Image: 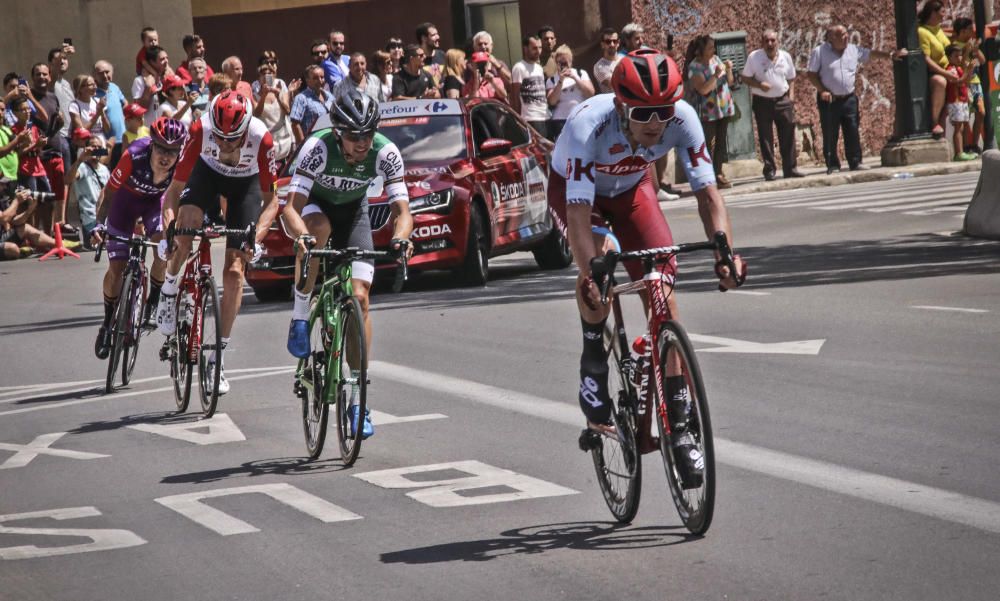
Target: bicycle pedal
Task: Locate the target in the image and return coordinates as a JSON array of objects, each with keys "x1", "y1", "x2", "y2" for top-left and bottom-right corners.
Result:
[{"x1": 578, "y1": 428, "x2": 602, "y2": 452}]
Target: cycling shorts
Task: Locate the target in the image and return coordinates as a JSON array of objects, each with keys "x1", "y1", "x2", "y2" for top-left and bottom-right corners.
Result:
[
  {"x1": 107, "y1": 192, "x2": 162, "y2": 261},
  {"x1": 301, "y1": 198, "x2": 376, "y2": 283},
  {"x1": 547, "y1": 167, "x2": 676, "y2": 282},
  {"x1": 178, "y1": 158, "x2": 263, "y2": 251}
]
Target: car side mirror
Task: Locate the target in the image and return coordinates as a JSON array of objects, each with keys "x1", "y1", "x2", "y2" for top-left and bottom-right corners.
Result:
[{"x1": 478, "y1": 138, "x2": 512, "y2": 159}]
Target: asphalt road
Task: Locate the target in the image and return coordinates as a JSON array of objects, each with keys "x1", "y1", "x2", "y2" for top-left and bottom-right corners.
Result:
[{"x1": 2, "y1": 171, "x2": 998, "y2": 601}]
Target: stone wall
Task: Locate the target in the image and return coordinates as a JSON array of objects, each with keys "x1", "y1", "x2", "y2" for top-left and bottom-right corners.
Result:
[{"x1": 632, "y1": 0, "x2": 999, "y2": 159}]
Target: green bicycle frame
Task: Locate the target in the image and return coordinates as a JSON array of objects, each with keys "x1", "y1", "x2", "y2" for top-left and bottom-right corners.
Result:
[{"x1": 297, "y1": 258, "x2": 356, "y2": 405}]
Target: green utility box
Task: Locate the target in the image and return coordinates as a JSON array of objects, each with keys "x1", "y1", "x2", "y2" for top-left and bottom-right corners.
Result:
[{"x1": 712, "y1": 30, "x2": 755, "y2": 161}]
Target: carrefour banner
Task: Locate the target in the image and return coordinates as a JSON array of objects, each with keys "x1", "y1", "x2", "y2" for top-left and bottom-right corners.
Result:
[{"x1": 991, "y1": 61, "x2": 1000, "y2": 148}]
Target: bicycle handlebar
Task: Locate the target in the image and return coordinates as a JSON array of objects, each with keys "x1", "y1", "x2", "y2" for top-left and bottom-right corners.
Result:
[
  {"x1": 93, "y1": 234, "x2": 158, "y2": 263},
  {"x1": 589, "y1": 231, "x2": 746, "y2": 303},
  {"x1": 164, "y1": 222, "x2": 257, "y2": 256},
  {"x1": 296, "y1": 241, "x2": 409, "y2": 293}
]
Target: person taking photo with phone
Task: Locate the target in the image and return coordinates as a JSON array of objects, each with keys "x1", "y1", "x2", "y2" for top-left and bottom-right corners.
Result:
[
  {"x1": 545, "y1": 44, "x2": 594, "y2": 140},
  {"x1": 67, "y1": 130, "x2": 109, "y2": 246}
]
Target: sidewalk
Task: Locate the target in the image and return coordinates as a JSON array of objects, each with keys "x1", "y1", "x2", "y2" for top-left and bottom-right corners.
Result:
[{"x1": 669, "y1": 157, "x2": 983, "y2": 198}]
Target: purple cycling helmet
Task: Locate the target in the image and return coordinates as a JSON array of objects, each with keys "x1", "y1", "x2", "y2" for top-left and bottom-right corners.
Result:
[{"x1": 150, "y1": 117, "x2": 188, "y2": 149}]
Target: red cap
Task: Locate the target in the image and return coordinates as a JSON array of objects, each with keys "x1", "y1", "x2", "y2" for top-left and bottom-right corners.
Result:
[
  {"x1": 162, "y1": 74, "x2": 184, "y2": 90},
  {"x1": 123, "y1": 102, "x2": 147, "y2": 119},
  {"x1": 471, "y1": 51, "x2": 490, "y2": 64},
  {"x1": 71, "y1": 127, "x2": 92, "y2": 141}
]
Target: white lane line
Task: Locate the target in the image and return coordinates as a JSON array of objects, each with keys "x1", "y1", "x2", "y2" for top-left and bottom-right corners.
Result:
[
  {"x1": 0, "y1": 368, "x2": 294, "y2": 417},
  {"x1": 727, "y1": 290, "x2": 771, "y2": 296},
  {"x1": 370, "y1": 360, "x2": 1000, "y2": 535},
  {"x1": 0, "y1": 366, "x2": 297, "y2": 405},
  {"x1": 912, "y1": 305, "x2": 990, "y2": 314}
]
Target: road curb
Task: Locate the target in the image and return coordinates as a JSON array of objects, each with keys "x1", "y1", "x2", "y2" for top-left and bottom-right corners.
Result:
[{"x1": 720, "y1": 160, "x2": 982, "y2": 197}]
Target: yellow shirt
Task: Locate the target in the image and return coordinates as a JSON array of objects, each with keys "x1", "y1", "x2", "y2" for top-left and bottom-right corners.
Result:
[
  {"x1": 918, "y1": 24, "x2": 951, "y2": 70},
  {"x1": 123, "y1": 126, "x2": 150, "y2": 146}
]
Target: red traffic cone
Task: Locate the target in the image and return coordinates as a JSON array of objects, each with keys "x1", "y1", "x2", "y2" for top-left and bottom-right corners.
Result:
[{"x1": 39, "y1": 223, "x2": 80, "y2": 261}]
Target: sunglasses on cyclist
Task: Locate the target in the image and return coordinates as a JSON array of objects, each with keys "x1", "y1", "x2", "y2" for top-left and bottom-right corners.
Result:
[
  {"x1": 339, "y1": 130, "x2": 374, "y2": 143},
  {"x1": 151, "y1": 143, "x2": 180, "y2": 157},
  {"x1": 626, "y1": 104, "x2": 674, "y2": 123}
]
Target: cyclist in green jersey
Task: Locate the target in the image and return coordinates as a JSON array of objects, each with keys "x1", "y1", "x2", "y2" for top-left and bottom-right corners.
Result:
[{"x1": 283, "y1": 91, "x2": 413, "y2": 435}]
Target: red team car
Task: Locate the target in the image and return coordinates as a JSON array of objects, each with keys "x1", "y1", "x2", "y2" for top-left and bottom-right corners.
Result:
[{"x1": 247, "y1": 98, "x2": 571, "y2": 300}]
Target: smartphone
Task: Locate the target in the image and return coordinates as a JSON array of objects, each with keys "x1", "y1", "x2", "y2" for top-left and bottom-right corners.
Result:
[
  {"x1": 91, "y1": 148, "x2": 109, "y2": 157},
  {"x1": 265, "y1": 74, "x2": 274, "y2": 87},
  {"x1": 187, "y1": 83, "x2": 201, "y2": 93},
  {"x1": 63, "y1": 38, "x2": 73, "y2": 46},
  {"x1": 18, "y1": 78, "x2": 27, "y2": 87},
  {"x1": 667, "y1": 34, "x2": 674, "y2": 51},
  {"x1": 477, "y1": 63, "x2": 487, "y2": 76}
]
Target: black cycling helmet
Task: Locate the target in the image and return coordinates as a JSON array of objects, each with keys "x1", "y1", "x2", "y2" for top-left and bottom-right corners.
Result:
[{"x1": 330, "y1": 89, "x2": 380, "y2": 136}]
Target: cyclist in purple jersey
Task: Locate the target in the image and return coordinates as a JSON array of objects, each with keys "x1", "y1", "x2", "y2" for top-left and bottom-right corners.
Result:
[{"x1": 92, "y1": 117, "x2": 186, "y2": 359}]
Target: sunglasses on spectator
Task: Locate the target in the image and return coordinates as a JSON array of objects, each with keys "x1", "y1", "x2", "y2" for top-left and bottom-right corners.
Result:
[
  {"x1": 312, "y1": 50, "x2": 329, "y2": 56},
  {"x1": 626, "y1": 104, "x2": 674, "y2": 123},
  {"x1": 602, "y1": 38, "x2": 619, "y2": 45},
  {"x1": 331, "y1": 41, "x2": 346, "y2": 46},
  {"x1": 388, "y1": 43, "x2": 403, "y2": 49}
]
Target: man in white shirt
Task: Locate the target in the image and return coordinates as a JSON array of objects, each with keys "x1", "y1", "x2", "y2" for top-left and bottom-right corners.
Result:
[
  {"x1": 593, "y1": 28, "x2": 621, "y2": 94},
  {"x1": 511, "y1": 35, "x2": 550, "y2": 139},
  {"x1": 741, "y1": 29, "x2": 803, "y2": 180}
]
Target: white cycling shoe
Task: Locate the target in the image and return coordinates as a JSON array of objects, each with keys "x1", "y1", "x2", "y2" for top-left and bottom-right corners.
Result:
[{"x1": 156, "y1": 293, "x2": 177, "y2": 336}]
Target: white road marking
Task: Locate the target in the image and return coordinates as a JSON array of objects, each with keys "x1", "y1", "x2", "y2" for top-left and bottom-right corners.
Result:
[
  {"x1": 727, "y1": 290, "x2": 771, "y2": 296},
  {"x1": 0, "y1": 368, "x2": 294, "y2": 417},
  {"x1": 126, "y1": 413, "x2": 246, "y2": 445},
  {"x1": 0, "y1": 506, "x2": 146, "y2": 560},
  {"x1": 355, "y1": 460, "x2": 578, "y2": 507},
  {"x1": 687, "y1": 333, "x2": 825, "y2": 355},
  {"x1": 911, "y1": 305, "x2": 990, "y2": 314},
  {"x1": 0, "y1": 432, "x2": 110, "y2": 469},
  {"x1": 154, "y1": 483, "x2": 362, "y2": 536},
  {"x1": 370, "y1": 360, "x2": 1000, "y2": 534},
  {"x1": 370, "y1": 409, "x2": 448, "y2": 425}
]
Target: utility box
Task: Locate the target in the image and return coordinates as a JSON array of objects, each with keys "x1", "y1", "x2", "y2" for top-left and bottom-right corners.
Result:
[{"x1": 712, "y1": 30, "x2": 755, "y2": 161}]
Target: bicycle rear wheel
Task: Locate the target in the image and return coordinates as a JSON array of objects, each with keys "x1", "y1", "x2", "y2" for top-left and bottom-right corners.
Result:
[
  {"x1": 171, "y1": 292, "x2": 192, "y2": 413},
  {"x1": 298, "y1": 298, "x2": 330, "y2": 459},
  {"x1": 105, "y1": 273, "x2": 132, "y2": 394},
  {"x1": 334, "y1": 296, "x2": 367, "y2": 467},
  {"x1": 654, "y1": 320, "x2": 715, "y2": 535},
  {"x1": 121, "y1": 271, "x2": 147, "y2": 386},
  {"x1": 588, "y1": 325, "x2": 642, "y2": 523},
  {"x1": 198, "y1": 277, "x2": 222, "y2": 418}
]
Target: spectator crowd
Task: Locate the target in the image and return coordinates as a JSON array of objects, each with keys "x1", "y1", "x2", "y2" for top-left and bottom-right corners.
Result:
[{"x1": 1, "y1": 5, "x2": 989, "y2": 259}]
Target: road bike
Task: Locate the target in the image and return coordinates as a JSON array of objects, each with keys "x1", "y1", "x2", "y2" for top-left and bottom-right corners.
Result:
[
  {"x1": 95, "y1": 234, "x2": 158, "y2": 394},
  {"x1": 581, "y1": 231, "x2": 744, "y2": 534},
  {"x1": 159, "y1": 223, "x2": 254, "y2": 418},
  {"x1": 293, "y1": 241, "x2": 407, "y2": 465}
]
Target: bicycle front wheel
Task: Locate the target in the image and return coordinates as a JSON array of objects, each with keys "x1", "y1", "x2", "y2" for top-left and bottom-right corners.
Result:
[
  {"x1": 654, "y1": 320, "x2": 715, "y2": 535},
  {"x1": 171, "y1": 292, "x2": 192, "y2": 413},
  {"x1": 198, "y1": 278, "x2": 222, "y2": 418},
  {"x1": 105, "y1": 273, "x2": 132, "y2": 394},
  {"x1": 334, "y1": 295, "x2": 367, "y2": 466},
  {"x1": 588, "y1": 325, "x2": 642, "y2": 523},
  {"x1": 121, "y1": 271, "x2": 147, "y2": 386},
  {"x1": 299, "y1": 299, "x2": 330, "y2": 459}
]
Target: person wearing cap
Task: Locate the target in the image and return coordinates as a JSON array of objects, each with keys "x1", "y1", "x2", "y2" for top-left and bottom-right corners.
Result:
[
  {"x1": 67, "y1": 131, "x2": 109, "y2": 247},
  {"x1": 156, "y1": 73, "x2": 195, "y2": 126},
  {"x1": 122, "y1": 103, "x2": 150, "y2": 145},
  {"x1": 461, "y1": 50, "x2": 508, "y2": 101}
]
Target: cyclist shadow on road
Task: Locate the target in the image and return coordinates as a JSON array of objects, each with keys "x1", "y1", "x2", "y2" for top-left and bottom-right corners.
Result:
[
  {"x1": 69, "y1": 410, "x2": 194, "y2": 434},
  {"x1": 380, "y1": 521, "x2": 696, "y2": 564},
  {"x1": 160, "y1": 455, "x2": 350, "y2": 485}
]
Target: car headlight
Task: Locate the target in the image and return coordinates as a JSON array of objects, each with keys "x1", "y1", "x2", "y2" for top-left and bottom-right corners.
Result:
[{"x1": 409, "y1": 188, "x2": 453, "y2": 214}]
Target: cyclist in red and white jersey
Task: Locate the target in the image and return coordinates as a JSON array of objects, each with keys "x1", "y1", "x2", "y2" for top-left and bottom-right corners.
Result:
[
  {"x1": 549, "y1": 49, "x2": 744, "y2": 474},
  {"x1": 155, "y1": 90, "x2": 280, "y2": 395}
]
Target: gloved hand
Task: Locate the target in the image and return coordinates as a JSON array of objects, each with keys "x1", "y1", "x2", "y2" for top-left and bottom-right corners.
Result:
[
  {"x1": 156, "y1": 239, "x2": 171, "y2": 261},
  {"x1": 251, "y1": 242, "x2": 265, "y2": 264}
]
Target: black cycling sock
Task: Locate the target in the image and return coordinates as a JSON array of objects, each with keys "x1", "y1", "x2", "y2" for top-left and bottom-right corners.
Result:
[
  {"x1": 665, "y1": 375, "x2": 691, "y2": 427},
  {"x1": 102, "y1": 295, "x2": 117, "y2": 328},
  {"x1": 579, "y1": 317, "x2": 611, "y2": 424},
  {"x1": 147, "y1": 278, "x2": 163, "y2": 309}
]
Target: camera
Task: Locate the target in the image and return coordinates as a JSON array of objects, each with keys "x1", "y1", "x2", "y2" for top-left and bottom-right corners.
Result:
[
  {"x1": 63, "y1": 38, "x2": 73, "y2": 46},
  {"x1": 16, "y1": 187, "x2": 57, "y2": 203},
  {"x1": 90, "y1": 148, "x2": 109, "y2": 157},
  {"x1": 477, "y1": 62, "x2": 487, "y2": 77}
]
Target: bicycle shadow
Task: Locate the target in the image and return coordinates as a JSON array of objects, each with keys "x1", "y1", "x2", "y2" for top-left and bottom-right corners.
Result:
[
  {"x1": 380, "y1": 521, "x2": 697, "y2": 564},
  {"x1": 69, "y1": 410, "x2": 188, "y2": 434},
  {"x1": 160, "y1": 455, "x2": 350, "y2": 484}
]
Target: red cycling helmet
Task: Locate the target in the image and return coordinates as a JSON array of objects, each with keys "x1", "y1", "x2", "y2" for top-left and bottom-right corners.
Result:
[
  {"x1": 150, "y1": 116, "x2": 188, "y2": 149},
  {"x1": 611, "y1": 49, "x2": 684, "y2": 107},
  {"x1": 209, "y1": 91, "x2": 252, "y2": 140}
]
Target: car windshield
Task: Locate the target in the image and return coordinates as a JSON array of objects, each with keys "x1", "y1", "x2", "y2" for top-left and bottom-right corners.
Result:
[{"x1": 380, "y1": 116, "x2": 466, "y2": 162}]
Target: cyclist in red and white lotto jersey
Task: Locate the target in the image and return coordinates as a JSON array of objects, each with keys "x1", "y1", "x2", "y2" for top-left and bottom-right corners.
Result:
[
  {"x1": 155, "y1": 90, "x2": 280, "y2": 395},
  {"x1": 548, "y1": 49, "x2": 744, "y2": 470}
]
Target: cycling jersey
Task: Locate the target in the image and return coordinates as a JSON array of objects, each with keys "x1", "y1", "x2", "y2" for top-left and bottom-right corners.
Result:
[
  {"x1": 287, "y1": 129, "x2": 408, "y2": 206},
  {"x1": 174, "y1": 113, "x2": 277, "y2": 193},
  {"x1": 550, "y1": 94, "x2": 716, "y2": 204}
]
